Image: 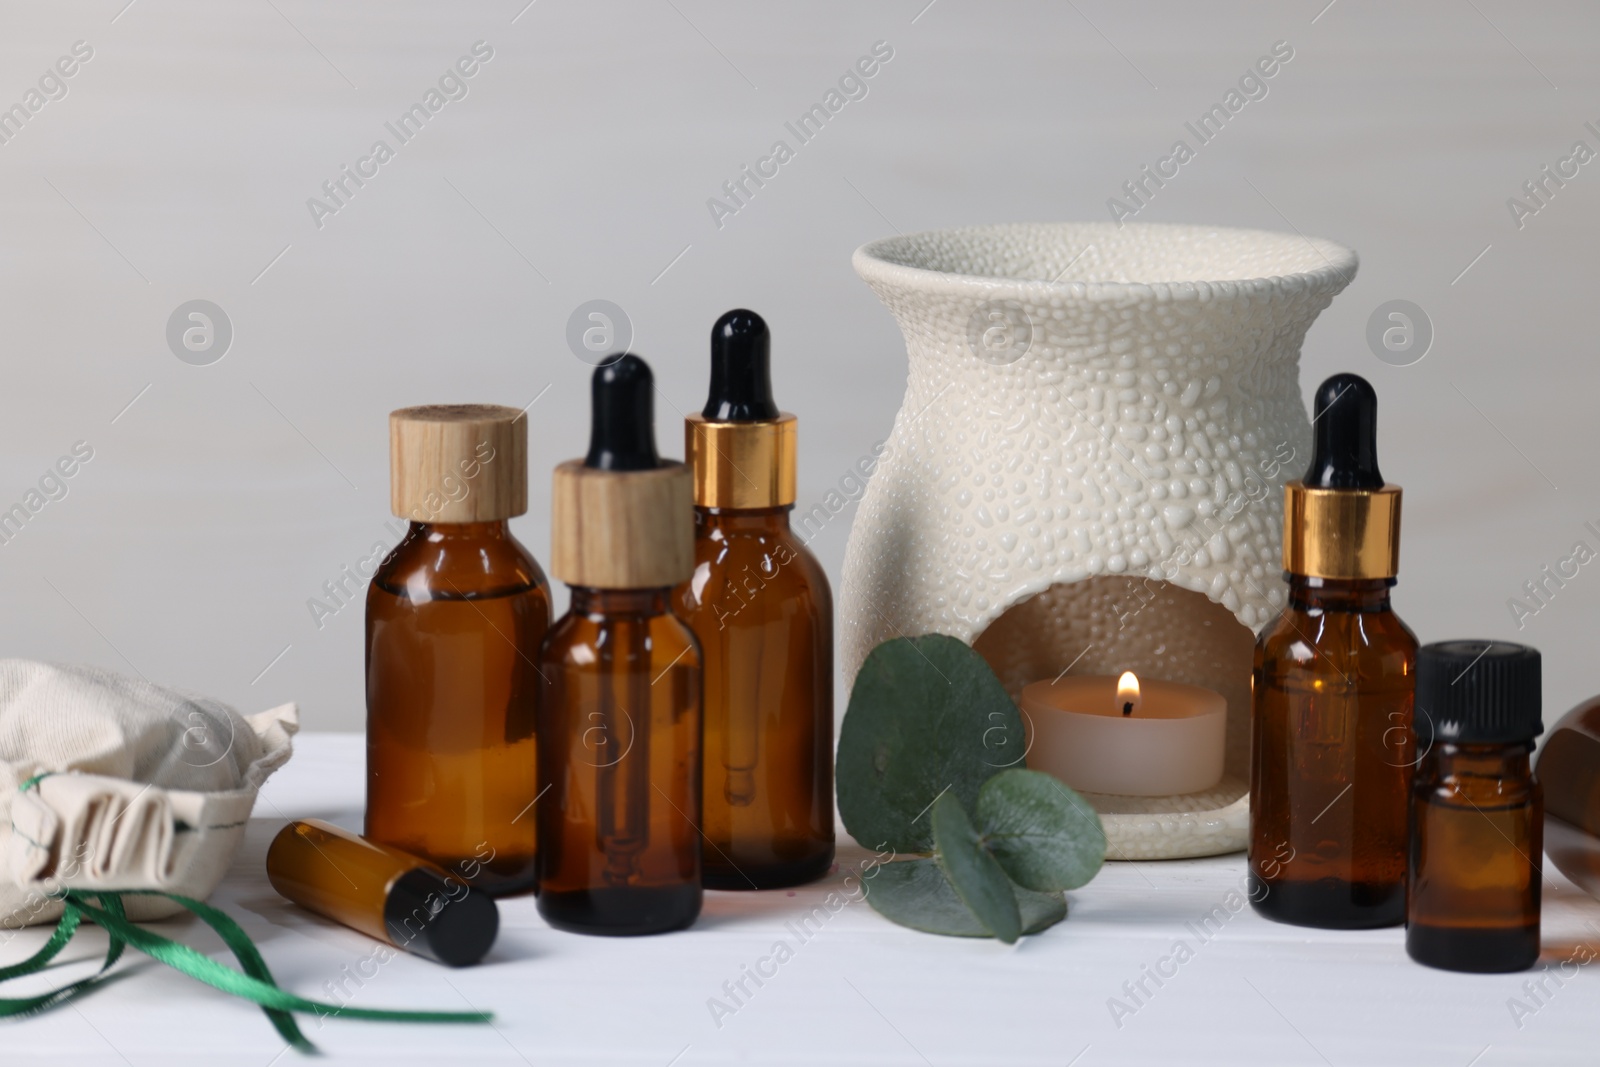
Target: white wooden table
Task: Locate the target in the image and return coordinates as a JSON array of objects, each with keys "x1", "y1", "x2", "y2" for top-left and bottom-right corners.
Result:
[{"x1": 5, "y1": 733, "x2": 1597, "y2": 1065}]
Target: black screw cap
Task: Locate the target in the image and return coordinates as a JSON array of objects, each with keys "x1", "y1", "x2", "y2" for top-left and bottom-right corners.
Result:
[
  {"x1": 1416, "y1": 640, "x2": 1543, "y2": 746},
  {"x1": 383, "y1": 867, "x2": 499, "y2": 967}
]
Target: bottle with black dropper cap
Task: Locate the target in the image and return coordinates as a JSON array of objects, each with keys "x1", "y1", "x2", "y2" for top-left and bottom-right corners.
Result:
[
  {"x1": 1250, "y1": 372, "x2": 1418, "y2": 929},
  {"x1": 538, "y1": 353, "x2": 703, "y2": 935},
  {"x1": 677, "y1": 310, "x2": 835, "y2": 889}
]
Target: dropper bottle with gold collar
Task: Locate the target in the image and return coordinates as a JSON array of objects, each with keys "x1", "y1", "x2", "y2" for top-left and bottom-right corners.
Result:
[
  {"x1": 676, "y1": 310, "x2": 834, "y2": 890},
  {"x1": 1250, "y1": 372, "x2": 1418, "y2": 929}
]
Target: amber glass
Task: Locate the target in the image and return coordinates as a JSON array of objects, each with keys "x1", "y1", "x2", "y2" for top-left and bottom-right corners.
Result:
[
  {"x1": 268, "y1": 819, "x2": 417, "y2": 946},
  {"x1": 537, "y1": 586, "x2": 702, "y2": 935},
  {"x1": 1539, "y1": 697, "x2": 1600, "y2": 899},
  {"x1": 366, "y1": 520, "x2": 550, "y2": 897},
  {"x1": 674, "y1": 505, "x2": 833, "y2": 889},
  {"x1": 1407, "y1": 742, "x2": 1541, "y2": 971},
  {"x1": 1249, "y1": 575, "x2": 1418, "y2": 928}
]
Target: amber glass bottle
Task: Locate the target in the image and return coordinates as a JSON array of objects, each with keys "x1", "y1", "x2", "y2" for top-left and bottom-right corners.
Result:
[
  {"x1": 366, "y1": 405, "x2": 549, "y2": 897},
  {"x1": 267, "y1": 818, "x2": 499, "y2": 966},
  {"x1": 538, "y1": 354, "x2": 703, "y2": 936},
  {"x1": 1250, "y1": 374, "x2": 1418, "y2": 929},
  {"x1": 678, "y1": 310, "x2": 834, "y2": 890},
  {"x1": 1408, "y1": 641, "x2": 1543, "y2": 972},
  {"x1": 1538, "y1": 695, "x2": 1600, "y2": 899}
]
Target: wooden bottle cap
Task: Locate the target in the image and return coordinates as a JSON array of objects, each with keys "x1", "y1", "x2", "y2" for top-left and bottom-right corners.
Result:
[
  {"x1": 550, "y1": 459, "x2": 694, "y2": 589},
  {"x1": 389, "y1": 405, "x2": 527, "y2": 523}
]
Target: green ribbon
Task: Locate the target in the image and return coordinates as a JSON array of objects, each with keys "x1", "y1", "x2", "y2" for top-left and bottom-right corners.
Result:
[
  {"x1": 0, "y1": 891, "x2": 128, "y2": 1015},
  {"x1": 0, "y1": 889, "x2": 491, "y2": 1053},
  {"x1": 3, "y1": 775, "x2": 489, "y2": 1053}
]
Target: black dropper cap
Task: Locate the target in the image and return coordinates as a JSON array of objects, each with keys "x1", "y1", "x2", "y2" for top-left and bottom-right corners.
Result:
[
  {"x1": 383, "y1": 867, "x2": 499, "y2": 967},
  {"x1": 585, "y1": 353, "x2": 660, "y2": 471},
  {"x1": 1416, "y1": 640, "x2": 1543, "y2": 746},
  {"x1": 703, "y1": 309, "x2": 779, "y2": 421},
  {"x1": 1303, "y1": 373, "x2": 1384, "y2": 489}
]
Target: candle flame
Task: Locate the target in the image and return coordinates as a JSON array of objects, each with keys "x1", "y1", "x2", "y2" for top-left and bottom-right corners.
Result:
[{"x1": 1117, "y1": 671, "x2": 1141, "y2": 717}]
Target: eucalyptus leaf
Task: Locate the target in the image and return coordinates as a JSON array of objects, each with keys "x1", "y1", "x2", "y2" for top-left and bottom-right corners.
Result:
[
  {"x1": 930, "y1": 793, "x2": 1021, "y2": 942},
  {"x1": 863, "y1": 858, "x2": 1068, "y2": 938},
  {"x1": 836, "y1": 634, "x2": 1026, "y2": 853},
  {"x1": 976, "y1": 769, "x2": 1107, "y2": 892}
]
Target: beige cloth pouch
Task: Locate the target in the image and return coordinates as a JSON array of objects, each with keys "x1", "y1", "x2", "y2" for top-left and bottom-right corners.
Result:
[{"x1": 0, "y1": 660, "x2": 296, "y2": 927}]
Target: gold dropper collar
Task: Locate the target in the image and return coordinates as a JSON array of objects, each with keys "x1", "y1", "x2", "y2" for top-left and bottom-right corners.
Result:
[
  {"x1": 1282, "y1": 481, "x2": 1402, "y2": 580},
  {"x1": 686, "y1": 413, "x2": 797, "y2": 510}
]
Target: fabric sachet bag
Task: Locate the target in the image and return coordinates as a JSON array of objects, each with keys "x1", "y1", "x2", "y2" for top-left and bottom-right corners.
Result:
[
  {"x1": 0, "y1": 659, "x2": 296, "y2": 926},
  {"x1": 0, "y1": 660, "x2": 489, "y2": 1052}
]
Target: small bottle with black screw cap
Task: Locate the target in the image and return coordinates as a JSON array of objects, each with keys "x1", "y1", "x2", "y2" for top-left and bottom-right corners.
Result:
[
  {"x1": 1250, "y1": 373, "x2": 1418, "y2": 929},
  {"x1": 537, "y1": 354, "x2": 703, "y2": 936},
  {"x1": 1408, "y1": 640, "x2": 1543, "y2": 973},
  {"x1": 677, "y1": 310, "x2": 834, "y2": 890}
]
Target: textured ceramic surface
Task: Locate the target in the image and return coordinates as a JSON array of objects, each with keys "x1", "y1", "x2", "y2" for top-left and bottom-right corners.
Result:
[{"x1": 845, "y1": 222, "x2": 1357, "y2": 858}]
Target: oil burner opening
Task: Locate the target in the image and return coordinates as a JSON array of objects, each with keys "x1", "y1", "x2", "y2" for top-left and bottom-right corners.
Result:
[{"x1": 971, "y1": 575, "x2": 1255, "y2": 858}]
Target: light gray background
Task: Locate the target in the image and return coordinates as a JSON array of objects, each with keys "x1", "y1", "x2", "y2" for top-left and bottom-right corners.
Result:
[{"x1": 0, "y1": 0, "x2": 1593, "y2": 732}]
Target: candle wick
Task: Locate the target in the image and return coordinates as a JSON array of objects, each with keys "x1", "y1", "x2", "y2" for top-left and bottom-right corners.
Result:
[{"x1": 1122, "y1": 701, "x2": 1134, "y2": 717}]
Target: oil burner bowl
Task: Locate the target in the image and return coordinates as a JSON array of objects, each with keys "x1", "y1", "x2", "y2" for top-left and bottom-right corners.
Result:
[{"x1": 844, "y1": 222, "x2": 1358, "y2": 859}]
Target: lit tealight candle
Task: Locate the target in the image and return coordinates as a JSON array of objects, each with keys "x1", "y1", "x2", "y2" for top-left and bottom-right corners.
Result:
[{"x1": 1020, "y1": 671, "x2": 1226, "y2": 797}]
